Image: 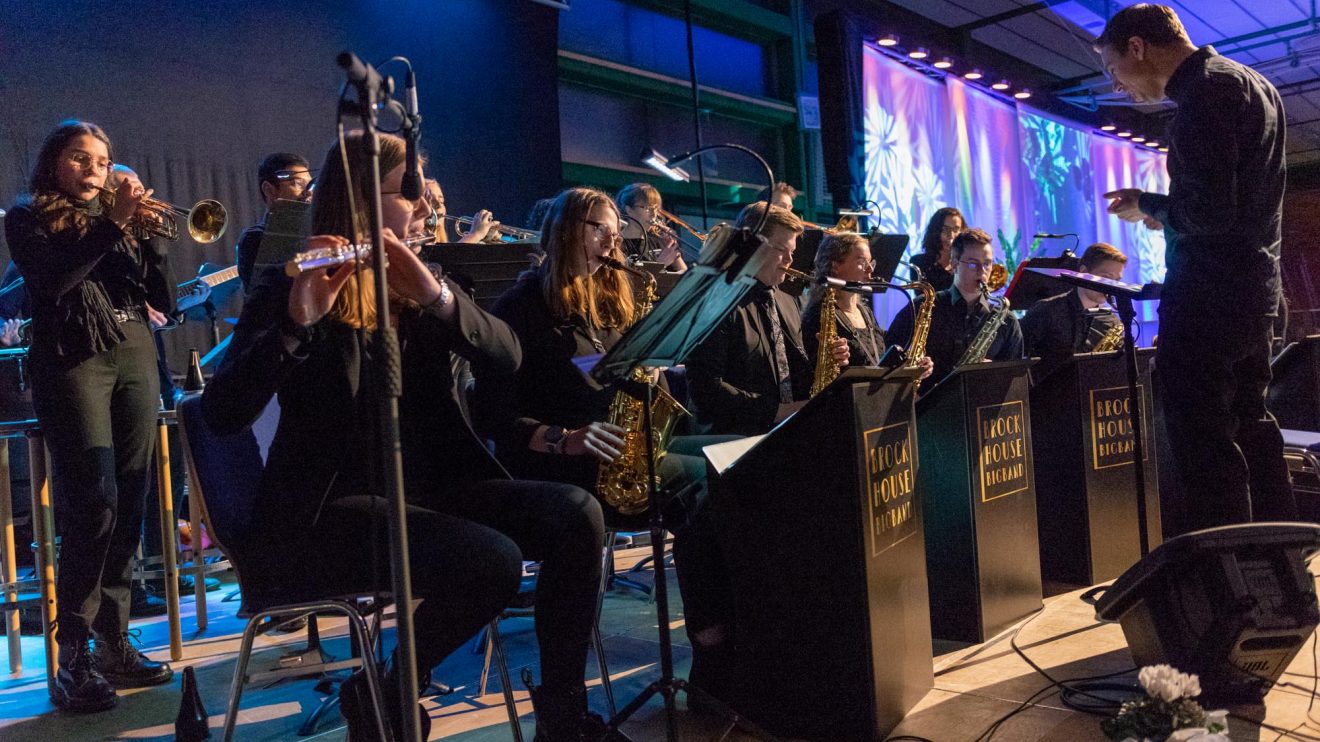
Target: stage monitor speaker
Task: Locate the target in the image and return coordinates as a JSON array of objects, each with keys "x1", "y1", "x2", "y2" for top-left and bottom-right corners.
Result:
[{"x1": 1095, "y1": 523, "x2": 1320, "y2": 703}]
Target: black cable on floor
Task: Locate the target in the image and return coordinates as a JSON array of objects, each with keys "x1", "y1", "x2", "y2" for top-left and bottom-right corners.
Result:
[{"x1": 970, "y1": 608, "x2": 1141, "y2": 741}]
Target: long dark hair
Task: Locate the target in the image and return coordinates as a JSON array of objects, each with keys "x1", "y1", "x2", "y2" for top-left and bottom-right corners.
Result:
[
  {"x1": 22, "y1": 120, "x2": 116, "y2": 234},
  {"x1": 919, "y1": 206, "x2": 964, "y2": 256},
  {"x1": 28, "y1": 120, "x2": 113, "y2": 195},
  {"x1": 310, "y1": 132, "x2": 410, "y2": 329},
  {"x1": 539, "y1": 187, "x2": 635, "y2": 329}
]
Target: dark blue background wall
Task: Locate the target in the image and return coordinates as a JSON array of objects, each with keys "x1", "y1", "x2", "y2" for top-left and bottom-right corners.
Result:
[{"x1": 0, "y1": 0, "x2": 562, "y2": 365}]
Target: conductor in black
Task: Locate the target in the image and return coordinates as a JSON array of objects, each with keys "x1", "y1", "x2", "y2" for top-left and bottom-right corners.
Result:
[{"x1": 1098, "y1": 4, "x2": 1296, "y2": 532}]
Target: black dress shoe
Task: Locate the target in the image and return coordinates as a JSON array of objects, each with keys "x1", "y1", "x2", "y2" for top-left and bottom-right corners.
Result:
[
  {"x1": 129, "y1": 583, "x2": 168, "y2": 618},
  {"x1": 92, "y1": 633, "x2": 174, "y2": 687},
  {"x1": 51, "y1": 639, "x2": 118, "y2": 713}
]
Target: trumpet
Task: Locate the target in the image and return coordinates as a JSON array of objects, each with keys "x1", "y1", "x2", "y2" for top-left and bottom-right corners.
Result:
[
  {"x1": 655, "y1": 208, "x2": 706, "y2": 241},
  {"x1": 782, "y1": 265, "x2": 814, "y2": 282},
  {"x1": 95, "y1": 186, "x2": 227, "y2": 244},
  {"x1": 442, "y1": 214, "x2": 539, "y2": 242},
  {"x1": 803, "y1": 214, "x2": 860, "y2": 234},
  {"x1": 284, "y1": 234, "x2": 436, "y2": 276}
]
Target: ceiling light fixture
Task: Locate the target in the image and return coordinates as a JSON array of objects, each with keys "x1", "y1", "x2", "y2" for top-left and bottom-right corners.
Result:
[
  {"x1": 878, "y1": 33, "x2": 899, "y2": 47},
  {"x1": 964, "y1": 69, "x2": 984, "y2": 80},
  {"x1": 1013, "y1": 89, "x2": 1032, "y2": 100},
  {"x1": 933, "y1": 57, "x2": 954, "y2": 69},
  {"x1": 1100, "y1": 124, "x2": 1117, "y2": 132},
  {"x1": 908, "y1": 47, "x2": 929, "y2": 60},
  {"x1": 991, "y1": 80, "x2": 1011, "y2": 91}
]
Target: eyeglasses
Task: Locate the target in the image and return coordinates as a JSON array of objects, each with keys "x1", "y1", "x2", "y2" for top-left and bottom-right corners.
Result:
[
  {"x1": 957, "y1": 258, "x2": 993, "y2": 271},
  {"x1": 856, "y1": 257, "x2": 876, "y2": 269},
  {"x1": 939, "y1": 226, "x2": 962, "y2": 236},
  {"x1": 583, "y1": 219, "x2": 622, "y2": 244},
  {"x1": 68, "y1": 152, "x2": 113, "y2": 173}
]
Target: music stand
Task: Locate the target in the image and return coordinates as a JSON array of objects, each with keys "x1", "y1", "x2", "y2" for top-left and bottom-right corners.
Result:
[
  {"x1": 591, "y1": 253, "x2": 779, "y2": 741},
  {"x1": 250, "y1": 198, "x2": 313, "y2": 290},
  {"x1": 867, "y1": 233, "x2": 911, "y2": 291},
  {"x1": 1026, "y1": 267, "x2": 1161, "y2": 555},
  {"x1": 1004, "y1": 255, "x2": 1082, "y2": 312}
]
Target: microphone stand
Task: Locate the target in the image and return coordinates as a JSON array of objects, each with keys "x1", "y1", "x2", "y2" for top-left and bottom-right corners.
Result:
[
  {"x1": 338, "y1": 52, "x2": 423, "y2": 742},
  {"x1": 1114, "y1": 294, "x2": 1151, "y2": 555}
]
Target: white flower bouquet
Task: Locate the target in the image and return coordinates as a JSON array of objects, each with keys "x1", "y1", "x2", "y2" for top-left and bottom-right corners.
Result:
[{"x1": 1101, "y1": 665, "x2": 1230, "y2": 741}]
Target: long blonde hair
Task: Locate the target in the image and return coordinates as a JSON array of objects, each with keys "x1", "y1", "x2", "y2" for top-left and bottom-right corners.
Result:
[
  {"x1": 539, "y1": 187, "x2": 635, "y2": 330},
  {"x1": 309, "y1": 133, "x2": 410, "y2": 329}
]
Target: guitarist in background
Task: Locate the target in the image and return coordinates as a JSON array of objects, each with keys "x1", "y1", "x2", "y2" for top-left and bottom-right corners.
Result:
[{"x1": 0, "y1": 259, "x2": 28, "y2": 347}]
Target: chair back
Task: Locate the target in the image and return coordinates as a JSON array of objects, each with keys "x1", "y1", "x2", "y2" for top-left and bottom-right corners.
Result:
[{"x1": 176, "y1": 394, "x2": 277, "y2": 583}]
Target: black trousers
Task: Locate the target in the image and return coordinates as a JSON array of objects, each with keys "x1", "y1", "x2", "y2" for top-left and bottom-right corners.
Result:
[
  {"x1": 1157, "y1": 308, "x2": 1296, "y2": 533},
  {"x1": 511, "y1": 434, "x2": 736, "y2": 657},
  {"x1": 299, "y1": 480, "x2": 604, "y2": 690},
  {"x1": 30, "y1": 321, "x2": 160, "y2": 642}
]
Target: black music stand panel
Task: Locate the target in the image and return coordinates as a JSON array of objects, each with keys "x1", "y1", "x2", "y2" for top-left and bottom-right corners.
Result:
[
  {"x1": 1032, "y1": 349, "x2": 1162, "y2": 587},
  {"x1": 719, "y1": 368, "x2": 932, "y2": 741},
  {"x1": 1268, "y1": 335, "x2": 1320, "y2": 433},
  {"x1": 418, "y1": 243, "x2": 540, "y2": 309},
  {"x1": 917, "y1": 359, "x2": 1042, "y2": 643}
]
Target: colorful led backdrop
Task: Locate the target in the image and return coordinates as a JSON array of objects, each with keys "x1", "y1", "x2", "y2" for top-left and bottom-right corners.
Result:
[{"x1": 862, "y1": 45, "x2": 1169, "y2": 331}]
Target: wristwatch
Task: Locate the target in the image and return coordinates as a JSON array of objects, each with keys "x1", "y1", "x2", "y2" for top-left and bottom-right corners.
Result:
[{"x1": 544, "y1": 425, "x2": 567, "y2": 454}]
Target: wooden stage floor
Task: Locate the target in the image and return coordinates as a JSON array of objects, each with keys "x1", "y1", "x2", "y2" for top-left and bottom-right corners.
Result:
[{"x1": 2, "y1": 552, "x2": 1320, "y2": 741}]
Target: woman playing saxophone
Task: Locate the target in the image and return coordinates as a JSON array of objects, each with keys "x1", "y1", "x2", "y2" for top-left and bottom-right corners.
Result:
[
  {"x1": 801, "y1": 232, "x2": 932, "y2": 385},
  {"x1": 478, "y1": 186, "x2": 740, "y2": 705}
]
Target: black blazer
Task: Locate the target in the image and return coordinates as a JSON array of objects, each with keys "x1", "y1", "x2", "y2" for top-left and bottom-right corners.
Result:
[
  {"x1": 202, "y1": 268, "x2": 520, "y2": 549},
  {"x1": 480, "y1": 271, "x2": 621, "y2": 490},
  {"x1": 5, "y1": 199, "x2": 174, "y2": 364},
  {"x1": 1021, "y1": 290, "x2": 1121, "y2": 381},
  {"x1": 685, "y1": 284, "x2": 812, "y2": 436}
]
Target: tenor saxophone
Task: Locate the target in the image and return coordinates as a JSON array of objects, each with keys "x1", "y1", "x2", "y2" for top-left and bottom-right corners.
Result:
[
  {"x1": 1091, "y1": 320, "x2": 1125, "y2": 352},
  {"x1": 896, "y1": 279, "x2": 936, "y2": 389},
  {"x1": 957, "y1": 281, "x2": 1012, "y2": 366},
  {"x1": 809, "y1": 285, "x2": 841, "y2": 397},
  {"x1": 596, "y1": 257, "x2": 690, "y2": 515}
]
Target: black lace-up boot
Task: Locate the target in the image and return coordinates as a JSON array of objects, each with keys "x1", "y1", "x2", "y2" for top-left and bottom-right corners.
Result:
[
  {"x1": 52, "y1": 637, "x2": 118, "y2": 712},
  {"x1": 91, "y1": 632, "x2": 174, "y2": 687}
]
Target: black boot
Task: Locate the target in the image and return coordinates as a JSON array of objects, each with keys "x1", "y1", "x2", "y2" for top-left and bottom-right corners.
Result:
[
  {"x1": 51, "y1": 637, "x2": 118, "y2": 712},
  {"x1": 523, "y1": 668, "x2": 605, "y2": 742},
  {"x1": 340, "y1": 668, "x2": 432, "y2": 742},
  {"x1": 91, "y1": 633, "x2": 174, "y2": 687}
]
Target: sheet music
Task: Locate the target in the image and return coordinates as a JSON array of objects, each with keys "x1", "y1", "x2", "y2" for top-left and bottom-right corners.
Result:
[{"x1": 703, "y1": 435, "x2": 765, "y2": 475}]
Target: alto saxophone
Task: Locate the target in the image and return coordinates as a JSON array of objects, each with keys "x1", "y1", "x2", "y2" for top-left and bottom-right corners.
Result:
[
  {"x1": 1091, "y1": 320, "x2": 1125, "y2": 353},
  {"x1": 810, "y1": 285, "x2": 841, "y2": 396},
  {"x1": 596, "y1": 257, "x2": 690, "y2": 515},
  {"x1": 896, "y1": 279, "x2": 936, "y2": 389},
  {"x1": 957, "y1": 281, "x2": 1012, "y2": 366}
]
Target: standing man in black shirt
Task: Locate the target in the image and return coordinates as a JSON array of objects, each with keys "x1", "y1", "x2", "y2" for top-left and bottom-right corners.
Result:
[
  {"x1": 1098, "y1": 4, "x2": 1295, "y2": 532},
  {"x1": 887, "y1": 227, "x2": 1023, "y2": 386},
  {"x1": 1020, "y1": 242, "x2": 1126, "y2": 381},
  {"x1": 234, "y1": 153, "x2": 312, "y2": 292}
]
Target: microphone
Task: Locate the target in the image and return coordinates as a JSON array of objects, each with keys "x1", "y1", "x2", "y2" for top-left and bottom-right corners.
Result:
[
  {"x1": 819, "y1": 275, "x2": 875, "y2": 294},
  {"x1": 336, "y1": 52, "x2": 386, "y2": 97},
  {"x1": 1033, "y1": 232, "x2": 1074, "y2": 239},
  {"x1": 401, "y1": 67, "x2": 423, "y2": 201}
]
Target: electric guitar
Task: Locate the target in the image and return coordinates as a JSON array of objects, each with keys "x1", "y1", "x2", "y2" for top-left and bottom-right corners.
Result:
[{"x1": 163, "y1": 264, "x2": 240, "y2": 329}]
